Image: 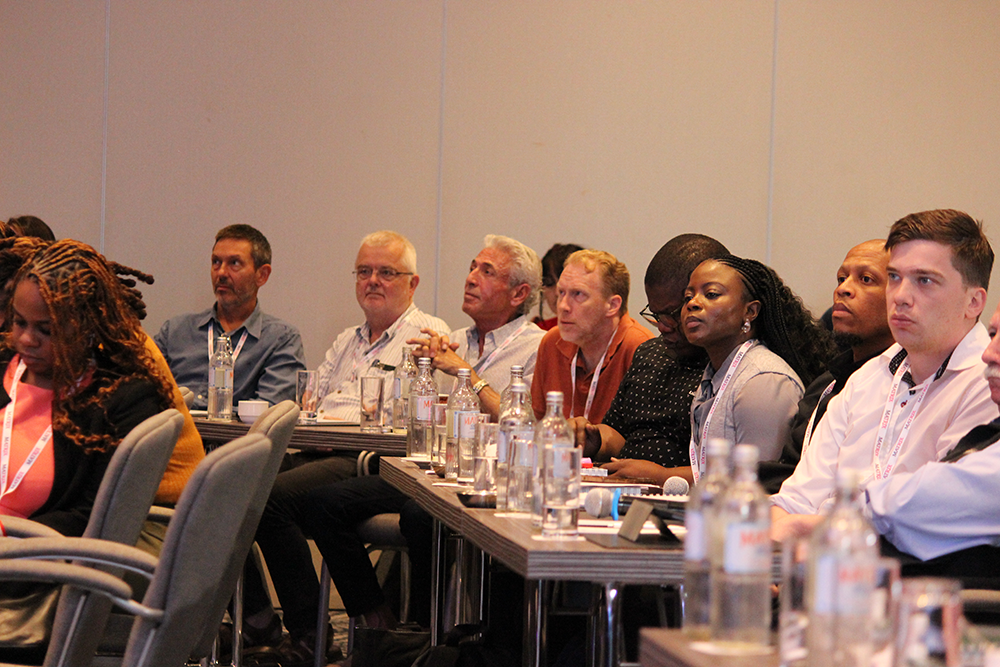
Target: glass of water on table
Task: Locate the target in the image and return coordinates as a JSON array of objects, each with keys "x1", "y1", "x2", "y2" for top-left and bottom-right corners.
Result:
[{"x1": 473, "y1": 422, "x2": 500, "y2": 493}]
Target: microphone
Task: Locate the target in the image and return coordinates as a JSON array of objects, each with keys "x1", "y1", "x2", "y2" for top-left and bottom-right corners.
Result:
[
  {"x1": 583, "y1": 477, "x2": 689, "y2": 520},
  {"x1": 662, "y1": 476, "x2": 690, "y2": 496}
]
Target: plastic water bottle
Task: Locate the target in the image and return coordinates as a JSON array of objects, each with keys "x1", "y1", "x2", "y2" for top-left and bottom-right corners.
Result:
[
  {"x1": 683, "y1": 438, "x2": 731, "y2": 640},
  {"x1": 532, "y1": 391, "x2": 573, "y2": 527},
  {"x1": 392, "y1": 348, "x2": 417, "y2": 434},
  {"x1": 447, "y1": 368, "x2": 479, "y2": 481},
  {"x1": 407, "y1": 357, "x2": 436, "y2": 459},
  {"x1": 498, "y1": 365, "x2": 530, "y2": 417},
  {"x1": 497, "y1": 382, "x2": 534, "y2": 511},
  {"x1": 710, "y1": 444, "x2": 771, "y2": 648},
  {"x1": 806, "y1": 469, "x2": 877, "y2": 667},
  {"x1": 207, "y1": 334, "x2": 234, "y2": 420}
]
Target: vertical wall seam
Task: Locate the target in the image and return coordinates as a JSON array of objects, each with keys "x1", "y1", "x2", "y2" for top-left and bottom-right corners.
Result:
[
  {"x1": 765, "y1": 0, "x2": 780, "y2": 263},
  {"x1": 432, "y1": 0, "x2": 448, "y2": 316},
  {"x1": 99, "y1": 0, "x2": 111, "y2": 253}
]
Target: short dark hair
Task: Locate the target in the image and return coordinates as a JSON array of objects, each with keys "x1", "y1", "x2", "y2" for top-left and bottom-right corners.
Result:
[
  {"x1": 541, "y1": 243, "x2": 585, "y2": 287},
  {"x1": 215, "y1": 224, "x2": 272, "y2": 269},
  {"x1": 645, "y1": 234, "x2": 730, "y2": 288},
  {"x1": 885, "y1": 209, "x2": 993, "y2": 289},
  {"x1": 7, "y1": 216, "x2": 55, "y2": 242}
]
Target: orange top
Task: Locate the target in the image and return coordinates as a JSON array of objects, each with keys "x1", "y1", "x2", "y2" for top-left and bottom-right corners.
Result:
[
  {"x1": 530, "y1": 314, "x2": 652, "y2": 423},
  {"x1": 0, "y1": 356, "x2": 55, "y2": 519},
  {"x1": 144, "y1": 335, "x2": 205, "y2": 505}
]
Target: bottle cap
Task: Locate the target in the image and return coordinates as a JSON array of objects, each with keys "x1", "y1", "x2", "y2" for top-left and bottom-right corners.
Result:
[
  {"x1": 835, "y1": 468, "x2": 862, "y2": 491},
  {"x1": 417, "y1": 357, "x2": 431, "y2": 368},
  {"x1": 458, "y1": 368, "x2": 471, "y2": 378},
  {"x1": 706, "y1": 438, "x2": 732, "y2": 457},
  {"x1": 545, "y1": 390, "x2": 564, "y2": 403},
  {"x1": 732, "y1": 444, "x2": 759, "y2": 466},
  {"x1": 511, "y1": 382, "x2": 527, "y2": 394}
]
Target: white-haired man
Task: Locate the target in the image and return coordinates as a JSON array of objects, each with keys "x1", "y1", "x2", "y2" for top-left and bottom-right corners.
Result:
[
  {"x1": 411, "y1": 234, "x2": 547, "y2": 418},
  {"x1": 239, "y1": 231, "x2": 447, "y2": 658},
  {"x1": 244, "y1": 236, "x2": 544, "y2": 663},
  {"x1": 315, "y1": 230, "x2": 449, "y2": 419}
]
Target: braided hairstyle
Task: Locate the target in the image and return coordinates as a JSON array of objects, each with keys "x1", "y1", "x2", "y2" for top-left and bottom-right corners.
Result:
[
  {"x1": 4, "y1": 240, "x2": 173, "y2": 453},
  {"x1": 715, "y1": 256, "x2": 836, "y2": 386}
]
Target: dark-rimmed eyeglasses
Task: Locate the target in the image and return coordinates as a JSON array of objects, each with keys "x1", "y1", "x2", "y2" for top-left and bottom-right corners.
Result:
[
  {"x1": 353, "y1": 267, "x2": 414, "y2": 282},
  {"x1": 640, "y1": 304, "x2": 682, "y2": 326}
]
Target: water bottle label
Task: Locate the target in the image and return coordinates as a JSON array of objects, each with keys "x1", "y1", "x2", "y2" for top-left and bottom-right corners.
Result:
[
  {"x1": 684, "y1": 510, "x2": 705, "y2": 561},
  {"x1": 512, "y1": 434, "x2": 534, "y2": 466},
  {"x1": 211, "y1": 367, "x2": 233, "y2": 390},
  {"x1": 549, "y1": 444, "x2": 575, "y2": 476},
  {"x1": 414, "y1": 396, "x2": 434, "y2": 421},
  {"x1": 497, "y1": 430, "x2": 510, "y2": 461},
  {"x1": 457, "y1": 411, "x2": 478, "y2": 439},
  {"x1": 813, "y1": 555, "x2": 875, "y2": 614},
  {"x1": 723, "y1": 521, "x2": 770, "y2": 573}
]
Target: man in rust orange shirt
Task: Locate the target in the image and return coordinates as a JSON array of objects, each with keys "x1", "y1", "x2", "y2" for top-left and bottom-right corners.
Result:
[{"x1": 531, "y1": 249, "x2": 652, "y2": 422}]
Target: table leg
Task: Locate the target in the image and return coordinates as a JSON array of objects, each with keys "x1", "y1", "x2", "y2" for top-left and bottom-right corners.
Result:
[
  {"x1": 430, "y1": 519, "x2": 444, "y2": 646},
  {"x1": 590, "y1": 582, "x2": 622, "y2": 667},
  {"x1": 523, "y1": 579, "x2": 549, "y2": 667}
]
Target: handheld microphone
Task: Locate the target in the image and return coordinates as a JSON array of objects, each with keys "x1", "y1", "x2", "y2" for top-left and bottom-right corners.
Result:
[{"x1": 583, "y1": 477, "x2": 689, "y2": 520}]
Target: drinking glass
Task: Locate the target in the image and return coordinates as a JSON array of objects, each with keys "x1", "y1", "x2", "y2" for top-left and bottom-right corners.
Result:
[
  {"x1": 473, "y1": 423, "x2": 500, "y2": 493},
  {"x1": 779, "y1": 536, "x2": 809, "y2": 667},
  {"x1": 360, "y1": 376, "x2": 384, "y2": 433},
  {"x1": 872, "y1": 557, "x2": 901, "y2": 662},
  {"x1": 432, "y1": 403, "x2": 448, "y2": 465},
  {"x1": 295, "y1": 370, "x2": 319, "y2": 424},
  {"x1": 541, "y1": 445, "x2": 581, "y2": 539},
  {"x1": 895, "y1": 577, "x2": 962, "y2": 667}
]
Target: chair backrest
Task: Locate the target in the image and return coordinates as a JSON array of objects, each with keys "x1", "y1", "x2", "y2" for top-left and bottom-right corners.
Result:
[
  {"x1": 188, "y1": 399, "x2": 299, "y2": 656},
  {"x1": 83, "y1": 409, "x2": 185, "y2": 543},
  {"x1": 121, "y1": 432, "x2": 274, "y2": 667},
  {"x1": 46, "y1": 408, "x2": 184, "y2": 665},
  {"x1": 45, "y1": 409, "x2": 184, "y2": 667}
]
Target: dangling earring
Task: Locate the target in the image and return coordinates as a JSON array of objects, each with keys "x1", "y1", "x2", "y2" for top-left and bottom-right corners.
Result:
[{"x1": 741, "y1": 320, "x2": 751, "y2": 335}]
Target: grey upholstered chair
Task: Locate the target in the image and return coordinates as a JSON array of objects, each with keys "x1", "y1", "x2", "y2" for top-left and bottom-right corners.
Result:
[
  {"x1": 196, "y1": 400, "x2": 299, "y2": 666},
  {"x1": 0, "y1": 432, "x2": 275, "y2": 667},
  {"x1": 0, "y1": 408, "x2": 184, "y2": 666}
]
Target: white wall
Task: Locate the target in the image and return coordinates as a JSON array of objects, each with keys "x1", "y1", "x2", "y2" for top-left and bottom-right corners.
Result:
[{"x1": 3, "y1": 1, "x2": 1000, "y2": 369}]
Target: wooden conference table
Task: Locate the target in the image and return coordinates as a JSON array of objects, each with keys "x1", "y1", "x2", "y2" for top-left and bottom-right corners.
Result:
[
  {"x1": 193, "y1": 415, "x2": 407, "y2": 455},
  {"x1": 379, "y1": 457, "x2": 762, "y2": 667}
]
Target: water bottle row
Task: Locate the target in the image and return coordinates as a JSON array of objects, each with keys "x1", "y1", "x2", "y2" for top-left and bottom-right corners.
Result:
[
  {"x1": 683, "y1": 437, "x2": 883, "y2": 667},
  {"x1": 405, "y1": 360, "x2": 584, "y2": 540}
]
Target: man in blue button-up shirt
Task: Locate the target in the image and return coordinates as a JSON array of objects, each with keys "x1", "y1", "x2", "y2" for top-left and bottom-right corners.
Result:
[{"x1": 154, "y1": 224, "x2": 305, "y2": 409}]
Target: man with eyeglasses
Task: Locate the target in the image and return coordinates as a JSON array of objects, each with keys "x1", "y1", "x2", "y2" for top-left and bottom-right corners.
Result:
[
  {"x1": 155, "y1": 224, "x2": 305, "y2": 409},
  {"x1": 314, "y1": 230, "x2": 449, "y2": 419},
  {"x1": 572, "y1": 234, "x2": 730, "y2": 484},
  {"x1": 235, "y1": 231, "x2": 448, "y2": 661}
]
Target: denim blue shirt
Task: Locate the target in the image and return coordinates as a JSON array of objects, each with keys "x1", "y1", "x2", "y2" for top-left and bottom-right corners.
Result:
[{"x1": 154, "y1": 303, "x2": 305, "y2": 409}]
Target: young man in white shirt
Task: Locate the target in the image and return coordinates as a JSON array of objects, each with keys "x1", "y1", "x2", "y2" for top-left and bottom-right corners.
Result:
[{"x1": 772, "y1": 209, "x2": 996, "y2": 538}]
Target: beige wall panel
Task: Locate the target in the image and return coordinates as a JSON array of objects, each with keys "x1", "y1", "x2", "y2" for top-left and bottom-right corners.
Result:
[
  {"x1": 0, "y1": 1, "x2": 106, "y2": 242},
  {"x1": 770, "y1": 1, "x2": 1000, "y2": 317},
  {"x1": 102, "y1": 2, "x2": 444, "y2": 368},
  {"x1": 436, "y1": 1, "x2": 777, "y2": 329}
]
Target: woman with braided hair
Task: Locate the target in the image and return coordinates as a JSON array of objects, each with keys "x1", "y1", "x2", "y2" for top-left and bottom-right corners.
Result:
[
  {"x1": 0, "y1": 239, "x2": 174, "y2": 537},
  {"x1": 682, "y1": 255, "x2": 836, "y2": 476}
]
